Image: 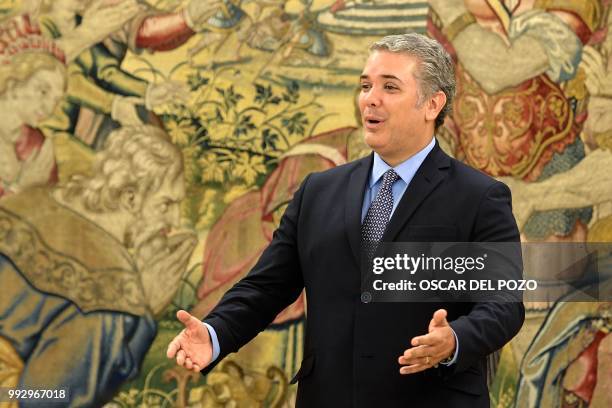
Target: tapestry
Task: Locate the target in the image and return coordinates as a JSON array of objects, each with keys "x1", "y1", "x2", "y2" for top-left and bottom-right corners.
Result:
[{"x1": 0, "y1": 0, "x2": 610, "y2": 406}]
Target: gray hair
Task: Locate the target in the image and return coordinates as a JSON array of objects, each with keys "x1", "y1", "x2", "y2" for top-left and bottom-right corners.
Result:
[
  {"x1": 370, "y1": 33, "x2": 455, "y2": 129},
  {"x1": 62, "y1": 125, "x2": 183, "y2": 213}
]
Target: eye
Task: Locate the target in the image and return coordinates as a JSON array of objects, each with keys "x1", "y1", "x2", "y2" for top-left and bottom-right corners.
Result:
[
  {"x1": 360, "y1": 83, "x2": 371, "y2": 91},
  {"x1": 384, "y1": 83, "x2": 398, "y2": 91}
]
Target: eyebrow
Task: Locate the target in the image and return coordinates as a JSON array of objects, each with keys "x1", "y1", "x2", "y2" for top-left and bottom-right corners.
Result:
[
  {"x1": 160, "y1": 195, "x2": 180, "y2": 202},
  {"x1": 359, "y1": 74, "x2": 403, "y2": 83}
]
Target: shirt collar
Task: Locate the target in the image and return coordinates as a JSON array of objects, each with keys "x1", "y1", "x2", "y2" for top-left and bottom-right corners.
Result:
[{"x1": 369, "y1": 137, "x2": 436, "y2": 187}]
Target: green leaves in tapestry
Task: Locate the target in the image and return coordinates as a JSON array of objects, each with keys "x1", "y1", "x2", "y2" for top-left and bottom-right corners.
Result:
[{"x1": 159, "y1": 65, "x2": 323, "y2": 230}]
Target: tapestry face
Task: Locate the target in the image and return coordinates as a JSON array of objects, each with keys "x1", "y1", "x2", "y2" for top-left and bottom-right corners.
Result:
[{"x1": 0, "y1": 0, "x2": 610, "y2": 406}]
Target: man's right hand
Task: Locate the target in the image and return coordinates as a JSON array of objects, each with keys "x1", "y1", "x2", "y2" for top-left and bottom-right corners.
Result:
[{"x1": 166, "y1": 310, "x2": 213, "y2": 373}]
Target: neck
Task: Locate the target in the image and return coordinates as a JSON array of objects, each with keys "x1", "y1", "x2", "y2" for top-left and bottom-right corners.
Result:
[{"x1": 379, "y1": 135, "x2": 434, "y2": 167}]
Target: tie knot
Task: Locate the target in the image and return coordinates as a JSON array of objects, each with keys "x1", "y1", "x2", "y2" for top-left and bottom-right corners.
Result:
[{"x1": 381, "y1": 169, "x2": 399, "y2": 188}]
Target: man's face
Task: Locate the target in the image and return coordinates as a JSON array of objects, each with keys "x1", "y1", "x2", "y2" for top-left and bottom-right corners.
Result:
[
  {"x1": 127, "y1": 172, "x2": 185, "y2": 253},
  {"x1": 141, "y1": 173, "x2": 185, "y2": 230},
  {"x1": 358, "y1": 50, "x2": 431, "y2": 165}
]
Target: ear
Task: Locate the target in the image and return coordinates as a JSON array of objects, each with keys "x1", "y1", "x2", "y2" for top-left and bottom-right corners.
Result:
[
  {"x1": 119, "y1": 186, "x2": 142, "y2": 215},
  {"x1": 424, "y1": 91, "x2": 447, "y2": 123}
]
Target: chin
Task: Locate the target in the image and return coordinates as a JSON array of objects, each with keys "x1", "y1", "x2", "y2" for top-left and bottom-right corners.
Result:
[{"x1": 364, "y1": 134, "x2": 387, "y2": 151}]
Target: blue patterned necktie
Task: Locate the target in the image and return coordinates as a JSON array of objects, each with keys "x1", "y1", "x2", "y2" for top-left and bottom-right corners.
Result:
[{"x1": 361, "y1": 169, "x2": 399, "y2": 256}]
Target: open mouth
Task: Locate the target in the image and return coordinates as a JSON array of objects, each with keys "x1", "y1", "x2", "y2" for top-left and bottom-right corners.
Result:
[{"x1": 364, "y1": 117, "x2": 385, "y2": 129}]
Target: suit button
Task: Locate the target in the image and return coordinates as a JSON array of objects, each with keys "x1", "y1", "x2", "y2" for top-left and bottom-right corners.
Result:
[{"x1": 361, "y1": 291, "x2": 372, "y2": 303}]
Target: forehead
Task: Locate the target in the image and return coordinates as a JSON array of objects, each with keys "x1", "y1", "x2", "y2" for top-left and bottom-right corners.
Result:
[
  {"x1": 154, "y1": 173, "x2": 185, "y2": 199},
  {"x1": 28, "y1": 68, "x2": 65, "y2": 88},
  {"x1": 361, "y1": 50, "x2": 420, "y2": 81}
]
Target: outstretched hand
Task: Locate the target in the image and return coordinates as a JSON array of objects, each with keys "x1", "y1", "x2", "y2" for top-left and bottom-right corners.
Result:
[
  {"x1": 166, "y1": 310, "x2": 213, "y2": 373},
  {"x1": 398, "y1": 309, "x2": 456, "y2": 374}
]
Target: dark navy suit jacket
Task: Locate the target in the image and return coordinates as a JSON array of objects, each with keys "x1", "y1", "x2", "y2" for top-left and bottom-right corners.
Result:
[{"x1": 202, "y1": 141, "x2": 525, "y2": 407}]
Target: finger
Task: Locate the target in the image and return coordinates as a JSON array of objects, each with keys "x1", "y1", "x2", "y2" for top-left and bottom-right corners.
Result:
[
  {"x1": 401, "y1": 344, "x2": 442, "y2": 362},
  {"x1": 175, "y1": 234, "x2": 197, "y2": 251},
  {"x1": 192, "y1": 364, "x2": 201, "y2": 373},
  {"x1": 185, "y1": 357, "x2": 193, "y2": 370},
  {"x1": 402, "y1": 344, "x2": 428, "y2": 358},
  {"x1": 583, "y1": 46, "x2": 604, "y2": 67},
  {"x1": 581, "y1": 50, "x2": 603, "y2": 72},
  {"x1": 411, "y1": 333, "x2": 438, "y2": 347},
  {"x1": 166, "y1": 240, "x2": 197, "y2": 263},
  {"x1": 400, "y1": 355, "x2": 442, "y2": 366},
  {"x1": 582, "y1": 61, "x2": 604, "y2": 83},
  {"x1": 399, "y1": 355, "x2": 424, "y2": 366},
  {"x1": 168, "y1": 234, "x2": 198, "y2": 252},
  {"x1": 400, "y1": 364, "x2": 428, "y2": 375},
  {"x1": 177, "y1": 310, "x2": 203, "y2": 332},
  {"x1": 581, "y1": 52, "x2": 605, "y2": 80},
  {"x1": 581, "y1": 50, "x2": 599, "y2": 69},
  {"x1": 166, "y1": 338, "x2": 181, "y2": 358},
  {"x1": 432, "y1": 309, "x2": 448, "y2": 326},
  {"x1": 176, "y1": 349, "x2": 186, "y2": 366}
]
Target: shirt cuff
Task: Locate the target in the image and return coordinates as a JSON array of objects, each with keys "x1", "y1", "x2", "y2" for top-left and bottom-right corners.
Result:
[
  {"x1": 203, "y1": 322, "x2": 220, "y2": 362},
  {"x1": 440, "y1": 327, "x2": 459, "y2": 366}
]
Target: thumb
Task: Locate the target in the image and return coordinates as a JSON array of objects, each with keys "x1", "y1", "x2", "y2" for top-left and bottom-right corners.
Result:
[
  {"x1": 177, "y1": 310, "x2": 202, "y2": 331},
  {"x1": 429, "y1": 309, "x2": 448, "y2": 330}
]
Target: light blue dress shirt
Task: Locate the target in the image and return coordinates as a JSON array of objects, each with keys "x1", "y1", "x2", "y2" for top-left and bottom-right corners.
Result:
[
  {"x1": 204, "y1": 137, "x2": 457, "y2": 365},
  {"x1": 361, "y1": 137, "x2": 435, "y2": 222}
]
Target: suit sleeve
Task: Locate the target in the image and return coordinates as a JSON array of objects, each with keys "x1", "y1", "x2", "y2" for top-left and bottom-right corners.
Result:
[
  {"x1": 200, "y1": 175, "x2": 309, "y2": 375},
  {"x1": 448, "y1": 181, "x2": 525, "y2": 374}
]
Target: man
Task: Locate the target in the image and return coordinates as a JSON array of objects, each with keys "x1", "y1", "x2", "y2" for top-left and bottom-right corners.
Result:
[
  {"x1": 167, "y1": 33, "x2": 524, "y2": 407},
  {"x1": 0, "y1": 125, "x2": 196, "y2": 406}
]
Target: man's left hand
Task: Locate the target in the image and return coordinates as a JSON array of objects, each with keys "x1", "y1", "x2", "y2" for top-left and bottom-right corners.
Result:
[{"x1": 398, "y1": 309, "x2": 456, "y2": 374}]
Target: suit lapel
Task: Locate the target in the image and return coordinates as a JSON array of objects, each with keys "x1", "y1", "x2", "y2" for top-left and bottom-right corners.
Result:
[
  {"x1": 382, "y1": 143, "x2": 451, "y2": 242},
  {"x1": 345, "y1": 154, "x2": 373, "y2": 265}
]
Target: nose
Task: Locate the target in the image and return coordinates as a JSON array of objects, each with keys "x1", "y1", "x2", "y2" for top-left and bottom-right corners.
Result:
[
  {"x1": 362, "y1": 86, "x2": 381, "y2": 108},
  {"x1": 44, "y1": 95, "x2": 60, "y2": 116},
  {"x1": 166, "y1": 204, "x2": 181, "y2": 230}
]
